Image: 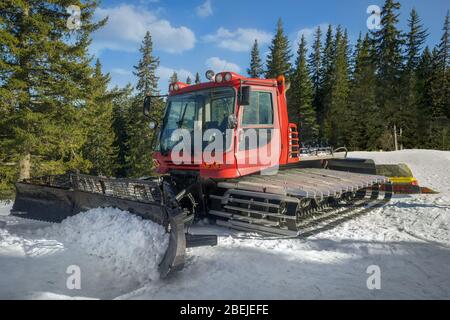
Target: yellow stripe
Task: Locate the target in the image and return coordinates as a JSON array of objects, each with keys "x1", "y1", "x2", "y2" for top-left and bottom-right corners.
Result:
[{"x1": 388, "y1": 177, "x2": 417, "y2": 184}]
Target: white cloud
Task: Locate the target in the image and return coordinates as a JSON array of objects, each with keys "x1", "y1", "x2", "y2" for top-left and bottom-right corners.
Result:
[
  {"x1": 157, "y1": 66, "x2": 193, "y2": 84},
  {"x1": 203, "y1": 27, "x2": 272, "y2": 52},
  {"x1": 92, "y1": 4, "x2": 196, "y2": 54},
  {"x1": 294, "y1": 23, "x2": 329, "y2": 48},
  {"x1": 196, "y1": 0, "x2": 213, "y2": 18},
  {"x1": 205, "y1": 57, "x2": 241, "y2": 73}
]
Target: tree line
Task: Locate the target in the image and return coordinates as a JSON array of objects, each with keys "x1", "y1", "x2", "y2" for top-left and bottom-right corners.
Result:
[
  {"x1": 249, "y1": 0, "x2": 449, "y2": 152},
  {"x1": 0, "y1": 0, "x2": 448, "y2": 198},
  {"x1": 0, "y1": 1, "x2": 164, "y2": 197}
]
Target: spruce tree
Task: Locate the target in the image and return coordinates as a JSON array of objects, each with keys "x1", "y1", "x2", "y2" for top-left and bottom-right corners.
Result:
[
  {"x1": 435, "y1": 11, "x2": 449, "y2": 118},
  {"x1": 0, "y1": 0, "x2": 105, "y2": 181},
  {"x1": 317, "y1": 25, "x2": 334, "y2": 141},
  {"x1": 186, "y1": 76, "x2": 192, "y2": 84},
  {"x1": 416, "y1": 47, "x2": 434, "y2": 147},
  {"x1": 195, "y1": 72, "x2": 201, "y2": 84},
  {"x1": 127, "y1": 31, "x2": 161, "y2": 177},
  {"x1": 400, "y1": 8, "x2": 428, "y2": 147},
  {"x1": 405, "y1": 9, "x2": 428, "y2": 71},
  {"x1": 323, "y1": 27, "x2": 351, "y2": 147},
  {"x1": 134, "y1": 31, "x2": 160, "y2": 97},
  {"x1": 424, "y1": 12, "x2": 450, "y2": 149},
  {"x1": 111, "y1": 85, "x2": 134, "y2": 177},
  {"x1": 289, "y1": 35, "x2": 318, "y2": 145},
  {"x1": 265, "y1": 18, "x2": 292, "y2": 79},
  {"x1": 247, "y1": 39, "x2": 264, "y2": 78},
  {"x1": 308, "y1": 26, "x2": 322, "y2": 104},
  {"x1": 437, "y1": 11, "x2": 449, "y2": 73},
  {"x1": 348, "y1": 34, "x2": 379, "y2": 150},
  {"x1": 82, "y1": 59, "x2": 117, "y2": 176},
  {"x1": 372, "y1": 0, "x2": 404, "y2": 149}
]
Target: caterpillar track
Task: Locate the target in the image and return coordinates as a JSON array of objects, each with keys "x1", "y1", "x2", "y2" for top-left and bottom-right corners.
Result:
[{"x1": 208, "y1": 168, "x2": 393, "y2": 236}]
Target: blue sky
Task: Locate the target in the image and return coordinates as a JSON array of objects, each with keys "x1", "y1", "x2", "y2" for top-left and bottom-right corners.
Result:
[{"x1": 90, "y1": 0, "x2": 449, "y2": 91}]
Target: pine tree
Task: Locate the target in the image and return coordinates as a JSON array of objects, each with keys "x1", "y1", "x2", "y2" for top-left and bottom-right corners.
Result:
[
  {"x1": 434, "y1": 11, "x2": 449, "y2": 118},
  {"x1": 400, "y1": 8, "x2": 428, "y2": 147},
  {"x1": 323, "y1": 27, "x2": 351, "y2": 147},
  {"x1": 186, "y1": 76, "x2": 192, "y2": 84},
  {"x1": 405, "y1": 9, "x2": 428, "y2": 71},
  {"x1": 437, "y1": 11, "x2": 450, "y2": 73},
  {"x1": 134, "y1": 31, "x2": 160, "y2": 97},
  {"x1": 308, "y1": 26, "x2": 322, "y2": 100},
  {"x1": 416, "y1": 47, "x2": 434, "y2": 147},
  {"x1": 111, "y1": 85, "x2": 134, "y2": 177},
  {"x1": 195, "y1": 72, "x2": 201, "y2": 84},
  {"x1": 372, "y1": 0, "x2": 404, "y2": 149},
  {"x1": 0, "y1": 0, "x2": 105, "y2": 183},
  {"x1": 265, "y1": 18, "x2": 292, "y2": 79},
  {"x1": 126, "y1": 31, "x2": 161, "y2": 177},
  {"x1": 82, "y1": 60, "x2": 117, "y2": 176},
  {"x1": 247, "y1": 39, "x2": 264, "y2": 78},
  {"x1": 289, "y1": 35, "x2": 318, "y2": 145},
  {"x1": 317, "y1": 25, "x2": 334, "y2": 141},
  {"x1": 347, "y1": 34, "x2": 379, "y2": 150},
  {"x1": 308, "y1": 26, "x2": 323, "y2": 144},
  {"x1": 373, "y1": 0, "x2": 404, "y2": 84},
  {"x1": 424, "y1": 12, "x2": 450, "y2": 150},
  {"x1": 170, "y1": 71, "x2": 179, "y2": 83}
]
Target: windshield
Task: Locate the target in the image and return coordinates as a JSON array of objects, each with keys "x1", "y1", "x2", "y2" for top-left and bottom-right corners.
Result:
[{"x1": 159, "y1": 87, "x2": 236, "y2": 154}]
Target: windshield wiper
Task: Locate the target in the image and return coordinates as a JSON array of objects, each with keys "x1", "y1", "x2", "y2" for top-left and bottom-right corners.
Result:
[{"x1": 177, "y1": 102, "x2": 190, "y2": 129}]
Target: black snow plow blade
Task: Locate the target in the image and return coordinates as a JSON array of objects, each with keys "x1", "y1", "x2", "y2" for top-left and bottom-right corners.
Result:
[{"x1": 12, "y1": 173, "x2": 216, "y2": 278}]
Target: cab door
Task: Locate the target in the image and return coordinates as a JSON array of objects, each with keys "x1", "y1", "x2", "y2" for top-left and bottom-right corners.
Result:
[{"x1": 235, "y1": 86, "x2": 281, "y2": 176}]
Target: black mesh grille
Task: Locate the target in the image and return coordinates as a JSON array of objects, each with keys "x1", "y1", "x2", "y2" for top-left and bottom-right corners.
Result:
[{"x1": 21, "y1": 173, "x2": 162, "y2": 203}]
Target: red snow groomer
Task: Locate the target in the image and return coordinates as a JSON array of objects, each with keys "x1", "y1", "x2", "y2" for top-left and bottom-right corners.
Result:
[{"x1": 12, "y1": 71, "x2": 431, "y2": 277}]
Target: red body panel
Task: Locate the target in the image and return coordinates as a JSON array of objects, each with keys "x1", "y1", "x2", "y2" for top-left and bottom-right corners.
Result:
[{"x1": 154, "y1": 72, "x2": 299, "y2": 179}]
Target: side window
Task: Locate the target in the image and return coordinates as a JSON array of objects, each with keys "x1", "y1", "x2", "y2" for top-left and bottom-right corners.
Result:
[{"x1": 242, "y1": 91, "x2": 273, "y2": 126}]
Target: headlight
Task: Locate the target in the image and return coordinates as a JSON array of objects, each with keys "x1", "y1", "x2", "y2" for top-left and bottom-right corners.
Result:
[
  {"x1": 215, "y1": 73, "x2": 223, "y2": 83},
  {"x1": 224, "y1": 72, "x2": 232, "y2": 81}
]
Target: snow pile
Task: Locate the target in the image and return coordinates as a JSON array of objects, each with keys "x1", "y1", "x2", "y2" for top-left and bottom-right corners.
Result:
[{"x1": 44, "y1": 207, "x2": 169, "y2": 283}]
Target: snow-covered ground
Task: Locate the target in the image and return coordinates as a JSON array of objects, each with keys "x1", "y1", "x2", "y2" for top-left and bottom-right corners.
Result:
[{"x1": 1, "y1": 149, "x2": 449, "y2": 299}]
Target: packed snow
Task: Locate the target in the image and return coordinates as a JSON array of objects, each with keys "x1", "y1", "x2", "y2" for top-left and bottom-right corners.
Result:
[{"x1": 0, "y1": 149, "x2": 449, "y2": 299}]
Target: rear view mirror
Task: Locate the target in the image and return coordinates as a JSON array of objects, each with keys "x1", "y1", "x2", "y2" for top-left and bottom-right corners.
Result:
[
  {"x1": 239, "y1": 86, "x2": 251, "y2": 106},
  {"x1": 143, "y1": 96, "x2": 152, "y2": 117}
]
